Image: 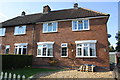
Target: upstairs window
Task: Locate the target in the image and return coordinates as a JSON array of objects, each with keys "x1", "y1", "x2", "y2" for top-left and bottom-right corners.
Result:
[
  {"x1": 43, "y1": 22, "x2": 58, "y2": 33},
  {"x1": 37, "y1": 42, "x2": 54, "y2": 57},
  {"x1": 61, "y1": 43, "x2": 68, "y2": 57},
  {"x1": 72, "y1": 20, "x2": 89, "y2": 31},
  {"x1": 14, "y1": 25, "x2": 26, "y2": 35},
  {"x1": 0, "y1": 28, "x2": 6, "y2": 36}
]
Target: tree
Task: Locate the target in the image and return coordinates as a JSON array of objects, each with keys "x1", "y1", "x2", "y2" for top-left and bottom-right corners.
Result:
[
  {"x1": 109, "y1": 46, "x2": 115, "y2": 52},
  {"x1": 108, "y1": 41, "x2": 115, "y2": 52},
  {"x1": 116, "y1": 31, "x2": 120, "y2": 52}
]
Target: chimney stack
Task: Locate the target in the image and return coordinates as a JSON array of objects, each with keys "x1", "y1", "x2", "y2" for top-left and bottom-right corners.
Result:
[
  {"x1": 43, "y1": 5, "x2": 51, "y2": 13},
  {"x1": 21, "y1": 11, "x2": 26, "y2": 16},
  {"x1": 74, "y1": 3, "x2": 78, "y2": 9}
]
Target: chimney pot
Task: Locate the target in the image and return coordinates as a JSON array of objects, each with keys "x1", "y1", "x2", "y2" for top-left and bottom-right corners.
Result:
[
  {"x1": 43, "y1": 5, "x2": 51, "y2": 13},
  {"x1": 74, "y1": 3, "x2": 78, "y2": 9},
  {"x1": 21, "y1": 11, "x2": 25, "y2": 16}
]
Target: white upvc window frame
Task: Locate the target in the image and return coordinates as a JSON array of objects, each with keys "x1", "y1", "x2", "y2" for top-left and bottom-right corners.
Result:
[
  {"x1": 61, "y1": 43, "x2": 68, "y2": 57},
  {"x1": 43, "y1": 22, "x2": 58, "y2": 33},
  {"x1": 72, "y1": 19, "x2": 90, "y2": 31},
  {"x1": 37, "y1": 42, "x2": 54, "y2": 57},
  {"x1": 5, "y1": 45, "x2": 10, "y2": 54},
  {"x1": 14, "y1": 25, "x2": 26, "y2": 35},
  {"x1": 14, "y1": 43, "x2": 28, "y2": 55},
  {"x1": 0, "y1": 28, "x2": 6, "y2": 36},
  {"x1": 75, "y1": 40, "x2": 97, "y2": 58}
]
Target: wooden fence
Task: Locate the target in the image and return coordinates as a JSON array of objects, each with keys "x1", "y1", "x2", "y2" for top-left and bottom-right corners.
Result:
[{"x1": 0, "y1": 72, "x2": 26, "y2": 80}]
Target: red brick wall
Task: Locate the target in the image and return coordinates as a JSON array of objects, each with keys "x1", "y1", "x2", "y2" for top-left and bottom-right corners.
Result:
[
  {"x1": 1, "y1": 25, "x2": 34, "y2": 55},
  {"x1": 33, "y1": 17, "x2": 109, "y2": 69},
  {"x1": 0, "y1": 17, "x2": 109, "y2": 70}
]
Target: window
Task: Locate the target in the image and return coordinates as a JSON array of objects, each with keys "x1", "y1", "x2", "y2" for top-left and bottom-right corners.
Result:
[
  {"x1": 37, "y1": 42, "x2": 54, "y2": 57},
  {"x1": 72, "y1": 20, "x2": 89, "y2": 31},
  {"x1": 61, "y1": 43, "x2": 68, "y2": 57},
  {"x1": 5, "y1": 45, "x2": 10, "y2": 54},
  {"x1": 14, "y1": 25, "x2": 26, "y2": 35},
  {"x1": 43, "y1": 22, "x2": 58, "y2": 33},
  {"x1": 75, "y1": 40, "x2": 97, "y2": 57},
  {"x1": 14, "y1": 43, "x2": 28, "y2": 55},
  {"x1": 0, "y1": 28, "x2": 6, "y2": 36}
]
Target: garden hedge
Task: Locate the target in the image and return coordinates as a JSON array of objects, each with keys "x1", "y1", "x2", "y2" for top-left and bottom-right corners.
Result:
[{"x1": 2, "y1": 55, "x2": 33, "y2": 70}]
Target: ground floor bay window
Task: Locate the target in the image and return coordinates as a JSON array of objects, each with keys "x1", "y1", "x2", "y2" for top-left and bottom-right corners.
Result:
[
  {"x1": 14, "y1": 43, "x2": 28, "y2": 55},
  {"x1": 37, "y1": 42, "x2": 54, "y2": 57},
  {"x1": 75, "y1": 40, "x2": 97, "y2": 57}
]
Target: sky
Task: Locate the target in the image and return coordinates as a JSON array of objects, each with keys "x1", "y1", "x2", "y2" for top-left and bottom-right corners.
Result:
[{"x1": 0, "y1": 2, "x2": 118, "y2": 47}]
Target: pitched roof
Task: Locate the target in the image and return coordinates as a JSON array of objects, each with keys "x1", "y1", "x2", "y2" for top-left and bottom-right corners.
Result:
[{"x1": 1, "y1": 7, "x2": 109, "y2": 27}]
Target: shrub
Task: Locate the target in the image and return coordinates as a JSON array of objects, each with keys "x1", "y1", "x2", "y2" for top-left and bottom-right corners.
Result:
[
  {"x1": 47, "y1": 58, "x2": 58, "y2": 66},
  {"x1": 2, "y1": 55, "x2": 33, "y2": 70}
]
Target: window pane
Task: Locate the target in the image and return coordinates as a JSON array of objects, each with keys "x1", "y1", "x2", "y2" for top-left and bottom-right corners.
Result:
[
  {"x1": 77, "y1": 48, "x2": 82, "y2": 56},
  {"x1": 47, "y1": 44, "x2": 52, "y2": 48},
  {"x1": 42, "y1": 48, "x2": 46, "y2": 56},
  {"x1": 48, "y1": 48, "x2": 52, "y2": 56},
  {"x1": 15, "y1": 48, "x2": 17, "y2": 54},
  {"x1": 43, "y1": 23, "x2": 47, "y2": 32},
  {"x1": 14, "y1": 27, "x2": 18, "y2": 34},
  {"x1": 0, "y1": 28, "x2": 5, "y2": 36},
  {"x1": 0, "y1": 29, "x2": 2, "y2": 36},
  {"x1": 48, "y1": 26, "x2": 52, "y2": 32},
  {"x1": 38, "y1": 49, "x2": 41, "y2": 55},
  {"x1": 83, "y1": 47, "x2": 88, "y2": 56},
  {"x1": 84, "y1": 44, "x2": 88, "y2": 46},
  {"x1": 38, "y1": 45, "x2": 42, "y2": 48},
  {"x1": 53, "y1": 23, "x2": 57, "y2": 31},
  {"x1": 72, "y1": 21, "x2": 77, "y2": 30},
  {"x1": 18, "y1": 48, "x2": 21, "y2": 54},
  {"x1": 90, "y1": 44, "x2": 95, "y2": 56},
  {"x1": 23, "y1": 48, "x2": 26, "y2": 54},
  {"x1": 62, "y1": 48, "x2": 67, "y2": 56},
  {"x1": 48, "y1": 23, "x2": 52, "y2": 26},
  {"x1": 19, "y1": 26, "x2": 24, "y2": 33},
  {"x1": 78, "y1": 21, "x2": 83, "y2": 30},
  {"x1": 5, "y1": 48, "x2": 9, "y2": 54},
  {"x1": 19, "y1": 26, "x2": 26, "y2": 34},
  {"x1": 84, "y1": 20, "x2": 89, "y2": 29},
  {"x1": 77, "y1": 44, "x2": 82, "y2": 47}
]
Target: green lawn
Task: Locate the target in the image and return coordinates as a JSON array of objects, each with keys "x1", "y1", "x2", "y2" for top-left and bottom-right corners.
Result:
[{"x1": 3, "y1": 68, "x2": 60, "y2": 78}]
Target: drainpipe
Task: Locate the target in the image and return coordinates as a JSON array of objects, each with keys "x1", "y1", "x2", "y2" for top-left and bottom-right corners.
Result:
[{"x1": 32, "y1": 24, "x2": 35, "y2": 56}]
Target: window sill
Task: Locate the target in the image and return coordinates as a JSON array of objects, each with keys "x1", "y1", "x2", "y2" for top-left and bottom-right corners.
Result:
[
  {"x1": 72, "y1": 29, "x2": 90, "y2": 32},
  {"x1": 36, "y1": 56, "x2": 53, "y2": 57},
  {"x1": 76, "y1": 56, "x2": 97, "y2": 58},
  {"x1": 0, "y1": 35, "x2": 5, "y2": 37},
  {"x1": 42, "y1": 31, "x2": 58, "y2": 34},
  {"x1": 61, "y1": 56, "x2": 68, "y2": 57},
  {"x1": 14, "y1": 33, "x2": 26, "y2": 36}
]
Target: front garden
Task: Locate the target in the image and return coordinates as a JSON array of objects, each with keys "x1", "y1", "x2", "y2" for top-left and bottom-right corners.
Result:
[
  {"x1": 1, "y1": 54, "x2": 60, "y2": 78},
  {"x1": 3, "y1": 68, "x2": 60, "y2": 78}
]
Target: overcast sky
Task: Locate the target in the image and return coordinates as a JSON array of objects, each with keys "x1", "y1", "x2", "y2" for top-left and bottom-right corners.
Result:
[{"x1": 0, "y1": 2, "x2": 118, "y2": 47}]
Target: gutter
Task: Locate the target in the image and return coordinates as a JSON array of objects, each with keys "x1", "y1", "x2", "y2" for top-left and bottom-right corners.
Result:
[{"x1": 36, "y1": 16, "x2": 109, "y2": 24}]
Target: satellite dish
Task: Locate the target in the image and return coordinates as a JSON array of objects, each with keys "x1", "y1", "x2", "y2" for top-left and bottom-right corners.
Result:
[{"x1": 108, "y1": 34, "x2": 111, "y2": 38}]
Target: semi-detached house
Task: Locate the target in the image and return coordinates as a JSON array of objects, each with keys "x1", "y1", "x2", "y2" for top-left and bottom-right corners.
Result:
[{"x1": 0, "y1": 3, "x2": 110, "y2": 71}]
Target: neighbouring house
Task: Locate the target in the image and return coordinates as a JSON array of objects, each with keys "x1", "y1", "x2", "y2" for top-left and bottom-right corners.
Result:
[{"x1": 0, "y1": 3, "x2": 110, "y2": 71}]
